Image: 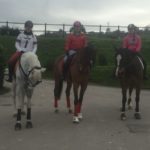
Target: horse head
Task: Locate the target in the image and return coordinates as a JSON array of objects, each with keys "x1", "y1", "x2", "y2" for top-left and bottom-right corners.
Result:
[
  {"x1": 115, "y1": 48, "x2": 135, "y2": 78},
  {"x1": 20, "y1": 52, "x2": 46, "y2": 88}
]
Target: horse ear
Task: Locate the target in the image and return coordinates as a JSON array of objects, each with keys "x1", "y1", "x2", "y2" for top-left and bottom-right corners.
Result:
[{"x1": 41, "y1": 67, "x2": 46, "y2": 73}]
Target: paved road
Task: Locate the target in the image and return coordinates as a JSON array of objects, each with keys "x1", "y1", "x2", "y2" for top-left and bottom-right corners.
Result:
[{"x1": 0, "y1": 80, "x2": 150, "y2": 150}]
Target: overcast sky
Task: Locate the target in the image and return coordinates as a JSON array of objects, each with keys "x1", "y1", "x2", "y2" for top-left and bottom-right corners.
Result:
[{"x1": 0, "y1": 0, "x2": 150, "y2": 27}]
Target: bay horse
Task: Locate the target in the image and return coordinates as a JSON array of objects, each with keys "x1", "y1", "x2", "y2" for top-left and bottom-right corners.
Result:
[
  {"x1": 54, "y1": 43, "x2": 96, "y2": 123},
  {"x1": 115, "y1": 48, "x2": 143, "y2": 120},
  {"x1": 13, "y1": 52, "x2": 46, "y2": 130}
]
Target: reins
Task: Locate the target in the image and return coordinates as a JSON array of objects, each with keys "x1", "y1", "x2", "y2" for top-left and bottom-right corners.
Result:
[{"x1": 19, "y1": 57, "x2": 42, "y2": 87}]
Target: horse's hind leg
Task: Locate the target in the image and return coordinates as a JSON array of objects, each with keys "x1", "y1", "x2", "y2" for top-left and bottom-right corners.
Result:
[
  {"x1": 54, "y1": 78, "x2": 63, "y2": 113},
  {"x1": 128, "y1": 87, "x2": 133, "y2": 110},
  {"x1": 26, "y1": 89, "x2": 33, "y2": 128},
  {"x1": 12, "y1": 80, "x2": 17, "y2": 117},
  {"x1": 134, "y1": 87, "x2": 141, "y2": 119},
  {"x1": 78, "y1": 83, "x2": 88, "y2": 120},
  {"x1": 72, "y1": 83, "x2": 80, "y2": 123},
  {"x1": 121, "y1": 88, "x2": 127, "y2": 120},
  {"x1": 66, "y1": 80, "x2": 72, "y2": 113}
]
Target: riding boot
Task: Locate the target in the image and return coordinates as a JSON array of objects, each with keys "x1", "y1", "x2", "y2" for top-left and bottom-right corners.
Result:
[
  {"x1": 143, "y1": 66, "x2": 148, "y2": 80},
  {"x1": 143, "y1": 60, "x2": 148, "y2": 80}
]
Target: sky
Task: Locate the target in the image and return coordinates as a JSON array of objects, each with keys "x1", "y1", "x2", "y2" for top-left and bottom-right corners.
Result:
[{"x1": 0, "y1": 0, "x2": 150, "y2": 32}]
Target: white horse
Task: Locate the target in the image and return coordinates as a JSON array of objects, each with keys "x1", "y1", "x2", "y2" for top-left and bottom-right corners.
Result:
[{"x1": 13, "y1": 52, "x2": 45, "y2": 130}]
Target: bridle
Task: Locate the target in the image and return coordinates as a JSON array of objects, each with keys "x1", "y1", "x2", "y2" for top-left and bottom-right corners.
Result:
[{"x1": 19, "y1": 61, "x2": 42, "y2": 88}]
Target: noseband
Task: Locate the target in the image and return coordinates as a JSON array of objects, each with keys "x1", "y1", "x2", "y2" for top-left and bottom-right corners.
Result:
[{"x1": 19, "y1": 62, "x2": 42, "y2": 88}]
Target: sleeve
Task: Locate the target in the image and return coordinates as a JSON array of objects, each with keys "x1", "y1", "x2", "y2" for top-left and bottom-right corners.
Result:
[
  {"x1": 136, "y1": 36, "x2": 141, "y2": 52},
  {"x1": 64, "y1": 34, "x2": 71, "y2": 52},
  {"x1": 122, "y1": 36, "x2": 128, "y2": 49},
  {"x1": 84, "y1": 35, "x2": 88, "y2": 47},
  {"x1": 32, "y1": 35, "x2": 37, "y2": 53},
  {"x1": 15, "y1": 33, "x2": 23, "y2": 52}
]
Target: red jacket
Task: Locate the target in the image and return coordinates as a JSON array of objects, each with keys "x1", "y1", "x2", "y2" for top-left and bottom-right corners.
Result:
[
  {"x1": 122, "y1": 34, "x2": 141, "y2": 52},
  {"x1": 64, "y1": 33, "x2": 87, "y2": 52}
]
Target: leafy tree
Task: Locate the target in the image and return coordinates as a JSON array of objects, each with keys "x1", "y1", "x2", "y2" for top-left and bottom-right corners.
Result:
[{"x1": 0, "y1": 26, "x2": 20, "y2": 36}]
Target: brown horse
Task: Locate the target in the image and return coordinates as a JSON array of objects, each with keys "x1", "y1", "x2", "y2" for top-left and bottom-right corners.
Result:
[
  {"x1": 54, "y1": 43, "x2": 96, "y2": 123},
  {"x1": 115, "y1": 48, "x2": 143, "y2": 120}
]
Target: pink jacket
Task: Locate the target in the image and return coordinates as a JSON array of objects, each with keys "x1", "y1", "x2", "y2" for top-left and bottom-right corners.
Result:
[
  {"x1": 64, "y1": 33, "x2": 87, "y2": 52},
  {"x1": 122, "y1": 34, "x2": 141, "y2": 52}
]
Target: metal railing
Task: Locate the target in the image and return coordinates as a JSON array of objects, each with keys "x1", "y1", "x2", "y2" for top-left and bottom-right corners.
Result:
[{"x1": 0, "y1": 21, "x2": 147, "y2": 37}]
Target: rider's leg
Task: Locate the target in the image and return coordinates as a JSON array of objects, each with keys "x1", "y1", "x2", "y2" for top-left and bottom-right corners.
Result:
[
  {"x1": 6, "y1": 52, "x2": 22, "y2": 82},
  {"x1": 137, "y1": 53, "x2": 148, "y2": 80}
]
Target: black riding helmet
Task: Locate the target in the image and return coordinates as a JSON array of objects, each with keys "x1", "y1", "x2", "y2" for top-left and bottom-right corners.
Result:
[{"x1": 24, "y1": 20, "x2": 33, "y2": 28}]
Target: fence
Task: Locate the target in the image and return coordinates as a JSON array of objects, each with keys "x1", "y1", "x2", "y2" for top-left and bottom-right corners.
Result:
[{"x1": 0, "y1": 21, "x2": 147, "y2": 37}]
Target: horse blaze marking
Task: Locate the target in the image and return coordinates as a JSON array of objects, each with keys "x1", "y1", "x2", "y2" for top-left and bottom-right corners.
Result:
[{"x1": 116, "y1": 54, "x2": 122, "y2": 76}]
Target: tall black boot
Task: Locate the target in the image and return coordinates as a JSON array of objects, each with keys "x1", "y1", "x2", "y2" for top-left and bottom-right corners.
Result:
[{"x1": 143, "y1": 60, "x2": 148, "y2": 80}]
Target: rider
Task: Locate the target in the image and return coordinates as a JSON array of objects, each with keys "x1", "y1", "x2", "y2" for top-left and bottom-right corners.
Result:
[
  {"x1": 122, "y1": 23, "x2": 148, "y2": 80},
  {"x1": 62, "y1": 21, "x2": 88, "y2": 79},
  {"x1": 6, "y1": 20, "x2": 37, "y2": 82}
]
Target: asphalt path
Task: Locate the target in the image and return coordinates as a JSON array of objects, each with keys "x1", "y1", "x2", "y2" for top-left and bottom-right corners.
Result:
[{"x1": 0, "y1": 80, "x2": 150, "y2": 150}]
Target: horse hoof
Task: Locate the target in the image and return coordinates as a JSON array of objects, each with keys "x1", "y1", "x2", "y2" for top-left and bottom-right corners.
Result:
[
  {"x1": 78, "y1": 113, "x2": 83, "y2": 120},
  {"x1": 73, "y1": 116, "x2": 79, "y2": 123},
  {"x1": 68, "y1": 109, "x2": 72, "y2": 114},
  {"x1": 26, "y1": 121, "x2": 33, "y2": 129},
  {"x1": 15, "y1": 123, "x2": 22, "y2": 130},
  {"x1": 54, "y1": 109, "x2": 59, "y2": 113},
  {"x1": 134, "y1": 113, "x2": 141, "y2": 119},
  {"x1": 120, "y1": 113, "x2": 127, "y2": 120}
]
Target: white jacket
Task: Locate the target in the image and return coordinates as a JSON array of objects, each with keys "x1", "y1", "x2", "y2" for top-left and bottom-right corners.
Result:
[{"x1": 15, "y1": 31, "x2": 37, "y2": 53}]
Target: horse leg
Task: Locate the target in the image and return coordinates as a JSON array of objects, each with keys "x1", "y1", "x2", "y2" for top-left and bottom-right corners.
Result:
[
  {"x1": 134, "y1": 87, "x2": 141, "y2": 119},
  {"x1": 12, "y1": 80, "x2": 17, "y2": 117},
  {"x1": 26, "y1": 89, "x2": 33, "y2": 128},
  {"x1": 121, "y1": 87, "x2": 127, "y2": 120},
  {"x1": 15, "y1": 84, "x2": 24, "y2": 130},
  {"x1": 78, "y1": 83, "x2": 88, "y2": 120},
  {"x1": 73, "y1": 83, "x2": 79, "y2": 123},
  {"x1": 128, "y1": 87, "x2": 133, "y2": 110},
  {"x1": 54, "y1": 78, "x2": 63, "y2": 113},
  {"x1": 66, "y1": 80, "x2": 72, "y2": 113}
]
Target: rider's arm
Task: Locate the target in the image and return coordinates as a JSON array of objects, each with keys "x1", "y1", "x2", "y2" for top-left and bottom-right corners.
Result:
[
  {"x1": 64, "y1": 34, "x2": 72, "y2": 52},
  {"x1": 15, "y1": 33, "x2": 24, "y2": 52},
  {"x1": 136, "y1": 35, "x2": 142, "y2": 52},
  {"x1": 122, "y1": 36, "x2": 128, "y2": 49},
  {"x1": 32, "y1": 35, "x2": 37, "y2": 53}
]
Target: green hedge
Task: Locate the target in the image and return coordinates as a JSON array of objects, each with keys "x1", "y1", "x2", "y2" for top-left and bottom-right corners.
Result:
[
  {"x1": 0, "y1": 36, "x2": 150, "y2": 88},
  {"x1": 0, "y1": 44, "x2": 6, "y2": 89}
]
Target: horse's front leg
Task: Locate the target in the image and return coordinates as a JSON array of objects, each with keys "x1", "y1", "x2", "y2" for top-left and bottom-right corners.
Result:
[
  {"x1": 15, "y1": 84, "x2": 24, "y2": 130},
  {"x1": 73, "y1": 83, "x2": 79, "y2": 123},
  {"x1": 128, "y1": 86, "x2": 133, "y2": 110},
  {"x1": 121, "y1": 87, "x2": 127, "y2": 120},
  {"x1": 26, "y1": 88, "x2": 33, "y2": 128},
  {"x1": 134, "y1": 87, "x2": 141, "y2": 119},
  {"x1": 78, "y1": 83, "x2": 88, "y2": 120},
  {"x1": 66, "y1": 79, "x2": 72, "y2": 113}
]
